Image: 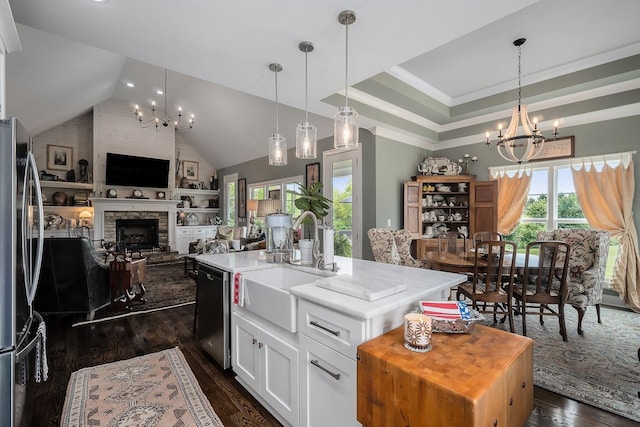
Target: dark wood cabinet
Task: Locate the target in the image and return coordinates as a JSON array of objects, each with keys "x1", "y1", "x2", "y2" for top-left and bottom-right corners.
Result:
[{"x1": 404, "y1": 175, "x2": 497, "y2": 260}]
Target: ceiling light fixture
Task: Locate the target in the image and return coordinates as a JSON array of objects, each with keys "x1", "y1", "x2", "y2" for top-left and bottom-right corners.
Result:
[
  {"x1": 133, "y1": 68, "x2": 195, "y2": 133},
  {"x1": 268, "y1": 63, "x2": 287, "y2": 166},
  {"x1": 296, "y1": 41, "x2": 317, "y2": 159},
  {"x1": 334, "y1": 10, "x2": 358, "y2": 150},
  {"x1": 486, "y1": 38, "x2": 559, "y2": 163}
]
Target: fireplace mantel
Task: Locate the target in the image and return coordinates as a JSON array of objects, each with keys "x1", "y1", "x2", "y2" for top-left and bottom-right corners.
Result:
[{"x1": 92, "y1": 198, "x2": 178, "y2": 249}]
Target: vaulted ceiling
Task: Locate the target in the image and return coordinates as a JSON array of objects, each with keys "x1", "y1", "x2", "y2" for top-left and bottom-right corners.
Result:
[{"x1": 6, "y1": 0, "x2": 640, "y2": 170}]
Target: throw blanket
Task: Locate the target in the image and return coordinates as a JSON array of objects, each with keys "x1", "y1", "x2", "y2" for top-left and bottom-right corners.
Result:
[{"x1": 61, "y1": 347, "x2": 223, "y2": 426}]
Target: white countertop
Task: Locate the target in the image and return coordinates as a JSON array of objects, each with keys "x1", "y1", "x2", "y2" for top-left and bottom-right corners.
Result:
[{"x1": 197, "y1": 251, "x2": 467, "y2": 319}]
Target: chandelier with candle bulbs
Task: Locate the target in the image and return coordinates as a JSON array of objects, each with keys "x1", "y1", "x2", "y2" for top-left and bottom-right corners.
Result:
[
  {"x1": 134, "y1": 68, "x2": 195, "y2": 133},
  {"x1": 485, "y1": 38, "x2": 559, "y2": 163}
]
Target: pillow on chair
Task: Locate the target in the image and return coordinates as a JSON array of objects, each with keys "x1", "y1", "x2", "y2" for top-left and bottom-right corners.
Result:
[{"x1": 216, "y1": 227, "x2": 234, "y2": 240}]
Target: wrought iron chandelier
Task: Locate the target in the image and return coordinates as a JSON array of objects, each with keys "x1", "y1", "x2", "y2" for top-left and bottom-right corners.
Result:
[
  {"x1": 486, "y1": 38, "x2": 559, "y2": 163},
  {"x1": 134, "y1": 68, "x2": 195, "y2": 133}
]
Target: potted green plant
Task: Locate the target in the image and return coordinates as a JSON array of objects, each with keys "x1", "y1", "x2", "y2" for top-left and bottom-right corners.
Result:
[
  {"x1": 294, "y1": 182, "x2": 332, "y2": 225},
  {"x1": 293, "y1": 182, "x2": 332, "y2": 264}
]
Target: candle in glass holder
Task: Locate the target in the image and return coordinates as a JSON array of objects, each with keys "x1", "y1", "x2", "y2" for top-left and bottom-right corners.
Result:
[{"x1": 404, "y1": 312, "x2": 432, "y2": 352}]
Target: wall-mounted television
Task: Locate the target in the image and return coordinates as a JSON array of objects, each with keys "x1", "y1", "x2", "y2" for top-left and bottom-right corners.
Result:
[{"x1": 105, "y1": 152, "x2": 170, "y2": 188}]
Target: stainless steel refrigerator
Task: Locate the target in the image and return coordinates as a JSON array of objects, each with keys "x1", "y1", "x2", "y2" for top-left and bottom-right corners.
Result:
[{"x1": 0, "y1": 117, "x2": 46, "y2": 426}]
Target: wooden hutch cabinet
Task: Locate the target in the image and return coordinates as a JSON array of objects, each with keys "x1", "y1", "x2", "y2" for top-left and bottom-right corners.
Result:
[{"x1": 404, "y1": 175, "x2": 497, "y2": 260}]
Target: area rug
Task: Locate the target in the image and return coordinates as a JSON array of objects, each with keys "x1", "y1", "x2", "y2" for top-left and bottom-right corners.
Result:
[
  {"x1": 74, "y1": 262, "x2": 196, "y2": 327},
  {"x1": 61, "y1": 346, "x2": 223, "y2": 426},
  {"x1": 481, "y1": 306, "x2": 640, "y2": 422}
]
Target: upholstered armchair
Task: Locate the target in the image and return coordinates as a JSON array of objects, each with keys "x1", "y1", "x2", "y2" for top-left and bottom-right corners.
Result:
[
  {"x1": 537, "y1": 228, "x2": 611, "y2": 334},
  {"x1": 391, "y1": 229, "x2": 427, "y2": 268},
  {"x1": 34, "y1": 237, "x2": 110, "y2": 320},
  {"x1": 368, "y1": 228, "x2": 426, "y2": 268}
]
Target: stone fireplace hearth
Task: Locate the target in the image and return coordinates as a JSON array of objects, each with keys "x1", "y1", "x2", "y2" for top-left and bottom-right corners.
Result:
[
  {"x1": 104, "y1": 211, "x2": 168, "y2": 249},
  {"x1": 116, "y1": 218, "x2": 159, "y2": 250},
  {"x1": 93, "y1": 198, "x2": 178, "y2": 252}
]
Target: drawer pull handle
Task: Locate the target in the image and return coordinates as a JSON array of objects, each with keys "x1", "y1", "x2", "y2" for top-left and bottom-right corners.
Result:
[
  {"x1": 310, "y1": 359, "x2": 341, "y2": 380},
  {"x1": 310, "y1": 320, "x2": 341, "y2": 336}
]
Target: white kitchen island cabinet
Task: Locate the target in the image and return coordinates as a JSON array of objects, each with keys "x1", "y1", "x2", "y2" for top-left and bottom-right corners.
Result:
[
  {"x1": 232, "y1": 312, "x2": 299, "y2": 426},
  {"x1": 196, "y1": 252, "x2": 467, "y2": 427}
]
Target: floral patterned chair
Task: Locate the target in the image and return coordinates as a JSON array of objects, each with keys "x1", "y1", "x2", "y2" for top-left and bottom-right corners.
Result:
[
  {"x1": 367, "y1": 228, "x2": 400, "y2": 265},
  {"x1": 368, "y1": 228, "x2": 426, "y2": 268},
  {"x1": 391, "y1": 229, "x2": 427, "y2": 268},
  {"x1": 537, "y1": 228, "x2": 611, "y2": 335}
]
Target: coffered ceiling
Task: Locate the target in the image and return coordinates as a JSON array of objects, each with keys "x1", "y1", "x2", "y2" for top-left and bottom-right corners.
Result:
[{"x1": 5, "y1": 0, "x2": 640, "y2": 169}]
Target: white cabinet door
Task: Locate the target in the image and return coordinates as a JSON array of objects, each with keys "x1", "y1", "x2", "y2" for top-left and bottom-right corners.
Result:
[
  {"x1": 261, "y1": 329, "x2": 299, "y2": 426},
  {"x1": 232, "y1": 313, "x2": 260, "y2": 391},
  {"x1": 176, "y1": 228, "x2": 193, "y2": 254},
  {"x1": 299, "y1": 334, "x2": 358, "y2": 427}
]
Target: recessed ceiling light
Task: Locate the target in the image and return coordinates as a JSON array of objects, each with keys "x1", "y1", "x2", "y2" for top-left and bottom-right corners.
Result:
[
  {"x1": 156, "y1": 90, "x2": 164, "y2": 95},
  {"x1": 88, "y1": 0, "x2": 109, "y2": 3},
  {"x1": 126, "y1": 82, "x2": 134, "y2": 88}
]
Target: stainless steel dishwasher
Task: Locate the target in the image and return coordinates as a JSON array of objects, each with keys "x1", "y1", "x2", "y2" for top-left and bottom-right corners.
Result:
[{"x1": 196, "y1": 264, "x2": 230, "y2": 369}]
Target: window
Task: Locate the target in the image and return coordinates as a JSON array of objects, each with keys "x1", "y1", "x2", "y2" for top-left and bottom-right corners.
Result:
[
  {"x1": 223, "y1": 173, "x2": 237, "y2": 226},
  {"x1": 248, "y1": 176, "x2": 304, "y2": 229},
  {"x1": 491, "y1": 158, "x2": 621, "y2": 283}
]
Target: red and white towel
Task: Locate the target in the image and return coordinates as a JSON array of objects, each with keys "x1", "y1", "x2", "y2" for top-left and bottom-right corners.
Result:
[
  {"x1": 419, "y1": 301, "x2": 471, "y2": 320},
  {"x1": 233, "y1": 272, "x2": 245, "y2": 307}
]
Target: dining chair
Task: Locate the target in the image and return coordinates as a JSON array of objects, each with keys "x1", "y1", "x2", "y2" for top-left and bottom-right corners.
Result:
[
  {"x1": 513, "y1": 241, "x2": 572, "y2": 341},
  {"x1": 471, "y1": 231, "x2": 502, "y2": 249},
  {"x1": 536, "y1": 228, "x2": 610, "y2": 335},
  {"x1": 456, "y1": 240, "x2": 518, "y2": 332},
  {"x1": 438, "y1": 231, "x2": 466, "y2": 254}
]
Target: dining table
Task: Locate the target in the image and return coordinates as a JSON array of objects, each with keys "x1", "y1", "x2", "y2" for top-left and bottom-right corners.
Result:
[{"x1": 423, "y1": 250, "x2": 539, "y2": 274}]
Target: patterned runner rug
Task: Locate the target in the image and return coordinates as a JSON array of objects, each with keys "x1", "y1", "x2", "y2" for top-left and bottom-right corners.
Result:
[
  {"x1": 61, "y1": 347, "x2": 223, "y2": 426},
  {"x1": 481, "y1": 305, "x2": 640, "y2": 422}
]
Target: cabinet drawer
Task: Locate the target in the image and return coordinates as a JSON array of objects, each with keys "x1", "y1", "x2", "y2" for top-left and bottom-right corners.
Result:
[
  {"x1": 192, "y1": 228, "x2": 207, "y2": 238},
  {"x1": 298, "y1": 300, "x2": 365, "y2": 359},
  {"x1": 176, "y1": 228, "x2": 193, "y2": 237}
]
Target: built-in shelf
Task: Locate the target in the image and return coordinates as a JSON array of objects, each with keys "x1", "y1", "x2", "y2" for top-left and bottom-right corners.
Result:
[
  {"x1": 179, "y1": 208, "x2": 220, "y2": 213},
  {"x1": 40, "y1": 181, "x2": 93, "y2": 190},
  {"x1": 43, "y1": 206, "x2": 93, "y2": 213},
  {"x1": 175, "y1": 188, "x2": 219, "y2": 196}
]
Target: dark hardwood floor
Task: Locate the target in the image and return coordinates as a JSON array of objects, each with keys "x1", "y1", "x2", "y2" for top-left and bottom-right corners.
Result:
[{"x1": 33, "y1": 305, "x2": 637, "y2": 427}]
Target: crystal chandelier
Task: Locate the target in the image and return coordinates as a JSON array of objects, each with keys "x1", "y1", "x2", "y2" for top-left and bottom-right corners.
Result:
[
  {"x1": 268, "y1": 63, "x2": 287, "y2": 166},
  {"x1": 296, "y1": 41, "x2": 317, "y2": 159},
  {"x1": 486, "y1": 38, "x2": 559, "y2": 163},
  {"x1": 334, "y1": 10, "x2": 359, "y2": 150},
  {"x1": 134, "y1": 68, "x2": 195, "y2": 133}
]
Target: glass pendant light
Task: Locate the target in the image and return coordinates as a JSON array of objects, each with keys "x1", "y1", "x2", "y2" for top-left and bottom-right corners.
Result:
[
  {"x1": 296, "y1": 41, "x2": 317, "y2": 159},
  {"x1": 268, "y1": 63, "x2": 287, "y2": 166},
  {"x1": 334, "y1": 10, "x2": 358, "y2": 150}
]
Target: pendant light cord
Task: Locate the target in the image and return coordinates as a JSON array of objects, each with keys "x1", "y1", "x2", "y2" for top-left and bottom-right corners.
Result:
[
  {"x1": 344, "y1": 21, "x2": 349, "y2": 108},
  {"x1": 275, "y1": 68, "x2": 279, "y2": 134},
  {"x1": 304, "y1": 50, "x2": 309, "y2": 122},
  {"x1": 164, "y1": 69, "x2": 168, "y2": 119},
  {"x1": 517, "y1": 44, "x2": 522, "y2": 109}
]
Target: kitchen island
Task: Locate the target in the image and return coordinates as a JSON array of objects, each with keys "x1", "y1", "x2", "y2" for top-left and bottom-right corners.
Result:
[{"x1": 196, "y1": 251, "x2": 467, "y2": 427}]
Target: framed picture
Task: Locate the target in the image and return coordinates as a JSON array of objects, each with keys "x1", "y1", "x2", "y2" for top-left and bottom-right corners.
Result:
[
  {"x1": 183, "y1": 160, "x2": 199, "y2": 180},
  {"x1": 47, "y1": 145, "x2": 73, "y2": 171},
  {"x1": 306, "y1": 162, "x2": 320, "y2": 188},
  {"x1": 268, "y1": 189, "x2": 281, "y2": 200},
  {"x1": 238, "y1": 178, "x2": 246, "y2": 219},
  {"x1": 531, "y1": 136, "x2": 575, "y2": 162}
]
